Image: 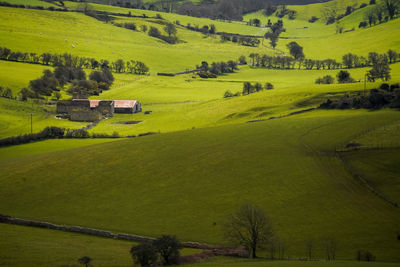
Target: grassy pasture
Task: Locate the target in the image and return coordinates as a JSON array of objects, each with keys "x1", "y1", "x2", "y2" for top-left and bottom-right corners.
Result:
[
  {"x1": 1, "y1": 110, "x2": 400, "y2": 261},
  {"x1": 0, "y1": 61, "x2": 48, "y2": 95},
  {"x1": 0, "y1": 223, "x2": 135, "y2": 267},
  {"x1": 0, "y1": 138, "x2": 123, "y2": 161},
  {"x1": 0, "y1": 223, "x2": 200, "y2": 267},
  {"x1": 0, "y1": 6, "x2": 269, "y2": 73},
  {"x1": 185, "y1": 257, "x2": 400, "y2": 267},
  {"x1": 341, "y1": 148, "x2": 400, "y2": 204},
  {"x1": 0, "y1": 98, "x2": 87, "y2": 138}
]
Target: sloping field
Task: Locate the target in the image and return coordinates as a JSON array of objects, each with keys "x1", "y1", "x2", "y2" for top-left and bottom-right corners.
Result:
[
  {"x1": 341, "y1": 148, "x2": 400, "y2": 204},
  {"x1": 0, "y1": 6, "x2": 268, "y2": 73},
  {"x1": 0, "y1": 223, "x2": 135, "y2": 267},
  {"x1": 1, "y1": 109, "x2": 400, "y2": 261},
  {"x1": 185, "y1": 257, "x2": 400, "y2": 267}
]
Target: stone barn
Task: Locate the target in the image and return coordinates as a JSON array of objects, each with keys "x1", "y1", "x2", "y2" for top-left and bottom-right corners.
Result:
[
  {"x1": 56, "y1": 99, "x2": 141, "y2": 122},
  {"x1": 114, "y1": 100, "x2": 142, "y2": 114}
]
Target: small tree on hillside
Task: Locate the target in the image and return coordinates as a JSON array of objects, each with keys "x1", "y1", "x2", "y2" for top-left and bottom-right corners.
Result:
[
  {"x1": 78, "y1": 256, "x2": 92, "y2": 267},
  {"x1": 153, "y1": 235, "x2": 182, "y2": 265},
  {"x1": 224, "y1": 203, "x2": 274, "y2": 258},
  {"x1": 287, "y1": 42, "x2": 305, "y2": 62},
  {"x1": 337, "y1": 70, "x2": 355, "y2": 83},
  {"x1": 164, "y1": 23, "x2": 177, "y2": 38}
]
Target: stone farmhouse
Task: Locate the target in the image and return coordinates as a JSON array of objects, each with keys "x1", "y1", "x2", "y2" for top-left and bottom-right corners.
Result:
[{"x1": 57, "y1": 99, "x2": 142, "y2": 122}]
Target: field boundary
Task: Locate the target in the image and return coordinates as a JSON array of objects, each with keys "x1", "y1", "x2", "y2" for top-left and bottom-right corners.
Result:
[{"x1": 0, "y1": 214, "x2": 248, "y2": 257}]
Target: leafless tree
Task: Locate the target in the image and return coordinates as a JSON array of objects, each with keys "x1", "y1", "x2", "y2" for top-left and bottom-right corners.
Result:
[
  {"x1": 323, "y1": 238, "x2": 337, "y2": 261},
  {"x1": 305, "y1": 238, "x2": 314, "y2": 260},
  {"x1": 224, "y1": 203, "x2": 274, "y2": 258}
]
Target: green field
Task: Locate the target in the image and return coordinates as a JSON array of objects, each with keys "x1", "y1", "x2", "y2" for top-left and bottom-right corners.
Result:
[
  {"x1": 0, "y1": 0, "x2": 400, "y2": 266},
  {"x1": 1, "y1": 110, "x2": 400, "y2": 261},
  {"x1": 186, "y1": 257, "x2": 400, "y2": 267}
]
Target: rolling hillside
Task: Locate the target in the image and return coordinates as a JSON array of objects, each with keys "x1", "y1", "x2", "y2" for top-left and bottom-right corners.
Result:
[{"x1": 0, "y1": 0, "x2": 399, "y2": 265}]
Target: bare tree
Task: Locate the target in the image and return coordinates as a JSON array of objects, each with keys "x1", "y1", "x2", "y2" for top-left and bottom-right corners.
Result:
[
  {"x1": 224, "y1": 203, "x2": 274, "y2": 258},
  {"x1": 305, "y1": 238, "x2": 314, "y2": 260},
  {"x1": 323, "y1": 238, "x2": 337, "y2": 261}
]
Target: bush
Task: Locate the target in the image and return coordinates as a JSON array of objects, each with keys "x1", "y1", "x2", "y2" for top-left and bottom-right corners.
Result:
[
  {"x1": 315, "y1": 75, "x2": 335, "y2": 84},
  {"x1": 337, "y1": 70, "x2": 355, "y2": 83},
  {"x1": 360, "y1": 3, "x2": 368, "y2": 8},
  {"x1": 148, "y1": 26, "x2": 161, "y2": 38},
  {"x1": 309, "y1": 16, "x2": 319, "y2": 23},
  {"x1": 359, "y1": 21, "x2": 368, "y2": 28},
  {"x1": 154, "y1": 235, "x2": 181, "y2": 265},
  {"x1": 130, "y1": 243, "x2": 158, "y2": 267},
  {"x1": 224, "y1": 90, "x2": 234, "y2": 98},
  {"x1": 265, "y1": 82, "x2": 274, "y2": 90},
  {"x1": 0, "y1": 127, "x2": 65, "y2": 147}
]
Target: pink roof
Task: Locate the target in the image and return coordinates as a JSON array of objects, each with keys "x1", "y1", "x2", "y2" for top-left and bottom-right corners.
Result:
[
  {"x1": 89, "y1": 100, "x2": 101, "y2": 108},
  {"x1": 72, "y1": 99, "x2": 137, "y2": 109},
  {"x1": 114, "y1": 100, "x2": 137, "y2": 108}
]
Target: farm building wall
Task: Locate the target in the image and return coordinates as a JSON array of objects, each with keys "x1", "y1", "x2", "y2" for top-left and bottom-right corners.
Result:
[{"x1": 70, "y1": 109, "x2": 102, "y2": 122}]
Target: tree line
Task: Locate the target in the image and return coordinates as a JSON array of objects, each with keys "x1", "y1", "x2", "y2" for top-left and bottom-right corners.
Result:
[
  {"x1": 196, "y1": 60, "x2": 239, "y2": 78},
  {"x1": 0, "y1": 47, "x2": 150, "y2": 74},
  {"x1": 360, "y1": 0, "x2": 400, "y2": 28},
  {"x1": 320, "y1": 83, "x2": 400, "y2": 110},
  {"x1": 20, "y1": 63, "x2": 114, "y2": 100},
  {"x1": 248, "y1": 44, "x2": 398, "y2": 72}
]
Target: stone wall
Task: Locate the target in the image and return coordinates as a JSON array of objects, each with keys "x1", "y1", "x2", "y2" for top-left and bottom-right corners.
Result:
[
  {"x1": 97, "y1": 100, "x2": 114, "y2": 116},
  {"x1": 70, "y1": 109, "x2": 102, "y2": 122}
]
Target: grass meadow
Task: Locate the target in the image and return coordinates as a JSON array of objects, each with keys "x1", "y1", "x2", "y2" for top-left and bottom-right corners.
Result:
[{"x1": 0, "y1": 0, "x2": 399, "y2": 265}]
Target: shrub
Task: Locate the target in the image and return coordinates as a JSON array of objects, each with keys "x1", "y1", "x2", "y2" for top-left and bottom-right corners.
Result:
[
  {"x1": 359, "y1": 21, "x2": 368, "y2": 28},
  {"x1": 224, "y1": 90, "x2": 234, "y2": 98},
  {"x1": 148, "y1": 26, "x2": 161, "y2": 38},
  {"x1": 360, "y1": 3, "x2": 368, "y2": 8},
  {"x1": 337, "y1": 70, "x2": 355, "y2": 83},
  {"x1": 315, "y1": 75, "x2": 335, "y2": 84},
  {"x1": 130, "y1": 243, "x2": 158, "y2": 267},
  {"x1": 309, "y1": 16, "x2": 319, "y2": 23},
  {"x1": 154, "y1": 235, "x2": 182, "y2": 265},
  {"x1": 265, "y1": 82, "x2": 274, "y2": 90},
  {"x1": 0, "y1": 127, "x2": 65, "y2": 147}
]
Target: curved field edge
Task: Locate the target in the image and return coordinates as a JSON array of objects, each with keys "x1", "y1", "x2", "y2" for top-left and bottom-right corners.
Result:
[{"x1": 1, "y1": 109, "x2": 400, "y2": 260}]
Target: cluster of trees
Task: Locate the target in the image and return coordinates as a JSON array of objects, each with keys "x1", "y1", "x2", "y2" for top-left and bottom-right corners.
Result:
[
  {"x1": 20, "y1": 64, "x2": 114, "y2": 100},
  {"x1": 220, "y1": 34, "x2": 260, "y2": 47},
  {"x1": 361, "y1": 0, "x2": 400, "y2": 28},
  {"x1": 320, "y1": 83, "x2": 400, "y2": 110},
  {"x1": 183, "y1": 23, "x2": 216, "y2": 35},
  {"x1": 197, "y1": 60, "x2": 239, "y2": 78},
  {"x1": 315, "y1": 75, "x2": 335, "y2": 84},
  {"x1": 177, "y1": 0, "x2": 271, "y2": 21},
  {"x1": 0, "y1": 87, "x2": 13, "y2": 99},
  {"x1": 275, "y1": 5, "x2": 297, "y2": 19},
  {"x1": 148, "y1": 23, "x2": 179, "y2": 44},
  {"x1": 0, "y1": 47, "x2": 150, "y2": 74},
  {"x1": 242, "y1": 81, "x2": 274, "y2": 96},
  {"x1": 315, "y1": 71, "x2": 355, "y2": 84},
  {"x1": 264, "y1": 20, "x2": 285, "y2": 49},
  {"x1": 130, "y1": 235, "x2": 181, "y2": 266},
  {"x1": 342, "y1": 51, "x2": 394, "y2": 81}
]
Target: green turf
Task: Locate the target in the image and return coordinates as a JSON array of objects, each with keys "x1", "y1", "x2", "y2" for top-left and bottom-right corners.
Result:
[
  {"x1": 0, "y1": 61, "x2": 49, "y2": 95},
  {"x1": 341, "y1": 148, "x2": 400, "y2": 204},
  {"x1": 0, "y1": 138, "x2": 123, "y2": 161},
  {"x1": 0, "y1": 223, "x2": 135, "y2": 267},
  {"x1": 0, "y1": 6, "x2": 269, "y2": 73},
  {"x1": 184, "y1": 257, "x2": 400, "y2": 267},
  {"x1": 1, "y1": 110, "x2": 400, "y2": 261},
  {"x1": 0, "y1": 223, "x2": 200, "y2": 267}
]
